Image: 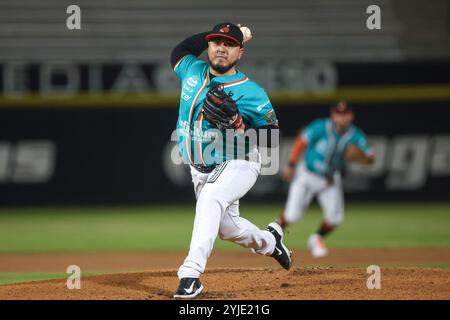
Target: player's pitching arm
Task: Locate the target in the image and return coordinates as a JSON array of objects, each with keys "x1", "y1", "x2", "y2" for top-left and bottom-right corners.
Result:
[{"x1": 170, "y1": 32, "x2": 209, "y2": 71}]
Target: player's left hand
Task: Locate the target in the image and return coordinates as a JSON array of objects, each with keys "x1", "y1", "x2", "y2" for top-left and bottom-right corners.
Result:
[
  {"x1": 345, "y1": 144, "x2": 374, "y2": 165},
  {"x1": 202, "y1": 84, "x2": 244, "y2": 131}
]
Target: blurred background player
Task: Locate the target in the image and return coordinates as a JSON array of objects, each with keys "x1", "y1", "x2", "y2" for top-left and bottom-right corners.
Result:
[{"x1": 279, "y1": 101, "x2": 375, "y2": 257}]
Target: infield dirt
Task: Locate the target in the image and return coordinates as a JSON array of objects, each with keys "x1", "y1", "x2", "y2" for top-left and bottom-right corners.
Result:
[{"x1": 1, "y1": 248, "x2": 449, "y2": 299}]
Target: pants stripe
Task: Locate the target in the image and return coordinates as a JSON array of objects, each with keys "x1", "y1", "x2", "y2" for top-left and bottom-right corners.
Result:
[{"x1": 207, "y1": 161, "x2": 229, "y2": 184}]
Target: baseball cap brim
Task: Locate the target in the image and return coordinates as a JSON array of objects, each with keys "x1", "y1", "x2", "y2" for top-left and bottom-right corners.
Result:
[{"x1": 205, "y1": 34, "x2": 241, "y2": 46}]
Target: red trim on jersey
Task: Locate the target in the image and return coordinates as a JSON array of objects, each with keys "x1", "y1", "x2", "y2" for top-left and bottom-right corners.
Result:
[
  {"x1": 223, "y1": 76, "x2": 249, "y2": 88},
  {"x1": 186, "y1": 72, "x2": 209, "y2": 166},
  {"x1": 196, "y1": 112, "x2": 206, "y2": 167},
  {"x1": 173, "y1": 55, "x2": 188, "y2": 71}
]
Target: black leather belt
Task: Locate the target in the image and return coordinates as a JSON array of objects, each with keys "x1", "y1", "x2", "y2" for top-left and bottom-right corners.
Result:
[
  {"x1": 192, "y1": 164, "x2": 216, "y2": 174},
  {"x1": 305, "y1": 166, "x2": 335, "y2": 185}
]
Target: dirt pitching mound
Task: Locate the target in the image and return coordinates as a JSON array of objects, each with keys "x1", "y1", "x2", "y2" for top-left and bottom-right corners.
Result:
[{"x1": 1, "y1": 267, "x2": 449, "y2": 300}]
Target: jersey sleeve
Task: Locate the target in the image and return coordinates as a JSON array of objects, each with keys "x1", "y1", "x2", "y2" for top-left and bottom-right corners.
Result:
[
  {"x1": 239, "y1": 88, "x2": 279, "y2": 128},
  {"x1": 301, "y1": 119, "x2": 323, "y2": 145},
  {"x1": 173, "y1": 54, "x2": 201, "y2": 80}
]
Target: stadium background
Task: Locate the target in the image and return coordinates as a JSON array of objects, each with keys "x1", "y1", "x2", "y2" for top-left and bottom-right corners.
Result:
[{"x1": 0, "y1": 0, "x2": 449, "y2": 299}]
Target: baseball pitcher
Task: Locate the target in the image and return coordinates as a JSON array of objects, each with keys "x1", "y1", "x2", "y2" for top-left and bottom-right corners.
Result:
[
  {"x1": 170, "y1": 22, "x2": 292, "y2": 299},
  {"x1": 280, "y1": 102, "x2": 375, "y2": 257}
]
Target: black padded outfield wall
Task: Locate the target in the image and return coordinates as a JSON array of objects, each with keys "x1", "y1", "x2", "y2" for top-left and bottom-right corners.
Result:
[
  {"x1": 1, "y1": 61, "x2": 450, "y2": 205},
  {"x1": 0, "y1": 102, "x2": 449, "y2": 206}
]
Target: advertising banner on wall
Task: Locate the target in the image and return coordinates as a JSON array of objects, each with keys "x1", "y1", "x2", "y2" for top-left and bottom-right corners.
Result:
[{"x1": 0, "y1": 102, "x2": 449, "y2": 205}]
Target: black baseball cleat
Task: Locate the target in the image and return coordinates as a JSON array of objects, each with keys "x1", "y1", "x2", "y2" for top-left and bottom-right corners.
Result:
[
  {"x1": 173, "y1": 277, "x2": 204, "y2": 299},
  {"x1": 267, "y1": 222, "x2": 293, "y2": 270}
]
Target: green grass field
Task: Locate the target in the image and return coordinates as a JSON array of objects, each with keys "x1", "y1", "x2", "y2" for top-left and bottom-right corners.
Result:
[
  {"x1": 0, "y1": 203, "x2": 449, "y2": 253},
  {"x1": 0, "y1": 203, "x2": 449, "y2": 285}
]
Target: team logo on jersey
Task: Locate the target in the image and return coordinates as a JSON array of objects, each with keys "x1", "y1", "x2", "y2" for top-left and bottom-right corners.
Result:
[
  {"x1": 264, "y1": 110, "x2": 277, "y2": 124},
  {"x1": 317, "y1": 139, "x2": 328, "y2": 154},
  {"x1": 186, "y1": 76, "x2": 199, "y2": 87},
  {"x1": 182, "y1": 84, "x2": 193, "y2": 93},
  {"x1": 220, "y1": 25, "x2": 230, "y2": 33},
  {"x1": 257, "y1": 100, "x2": 270, "y2": 111}
]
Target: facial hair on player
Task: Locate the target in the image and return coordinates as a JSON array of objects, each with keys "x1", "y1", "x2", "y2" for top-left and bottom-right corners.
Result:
[{"x1": 207, "y1": 56, "x2": 238, "y2": 74}]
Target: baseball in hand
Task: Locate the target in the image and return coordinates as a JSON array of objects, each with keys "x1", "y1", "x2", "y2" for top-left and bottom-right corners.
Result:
[{"x1": 240, "y1": 26, "x2": 252, "y2": 43}]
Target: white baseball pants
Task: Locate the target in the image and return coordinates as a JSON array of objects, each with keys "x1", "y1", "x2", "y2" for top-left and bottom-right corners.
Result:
[
  {"x1": 177, "y1": 158, "x2": 276, "y2": 279},
  {"x1": 283, "y1": 164, "x2": 344, "y2": 226}
]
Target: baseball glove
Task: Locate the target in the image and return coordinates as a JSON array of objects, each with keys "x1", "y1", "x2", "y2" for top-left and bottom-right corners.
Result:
[
  {"x1": 202, "y1": 85, "x2": 243, "y2": 130},
  {"x1": 345, "y1": 144, "x2": 372, "y2": 164}
]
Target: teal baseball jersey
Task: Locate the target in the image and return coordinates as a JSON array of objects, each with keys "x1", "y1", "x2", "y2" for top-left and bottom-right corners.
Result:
[
  {"x1": 173, "y1": 54, "x2": 278, "y2": 169},
  {"x1": 301, "y1": 118, "x2": 373, "y2": 176}
]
